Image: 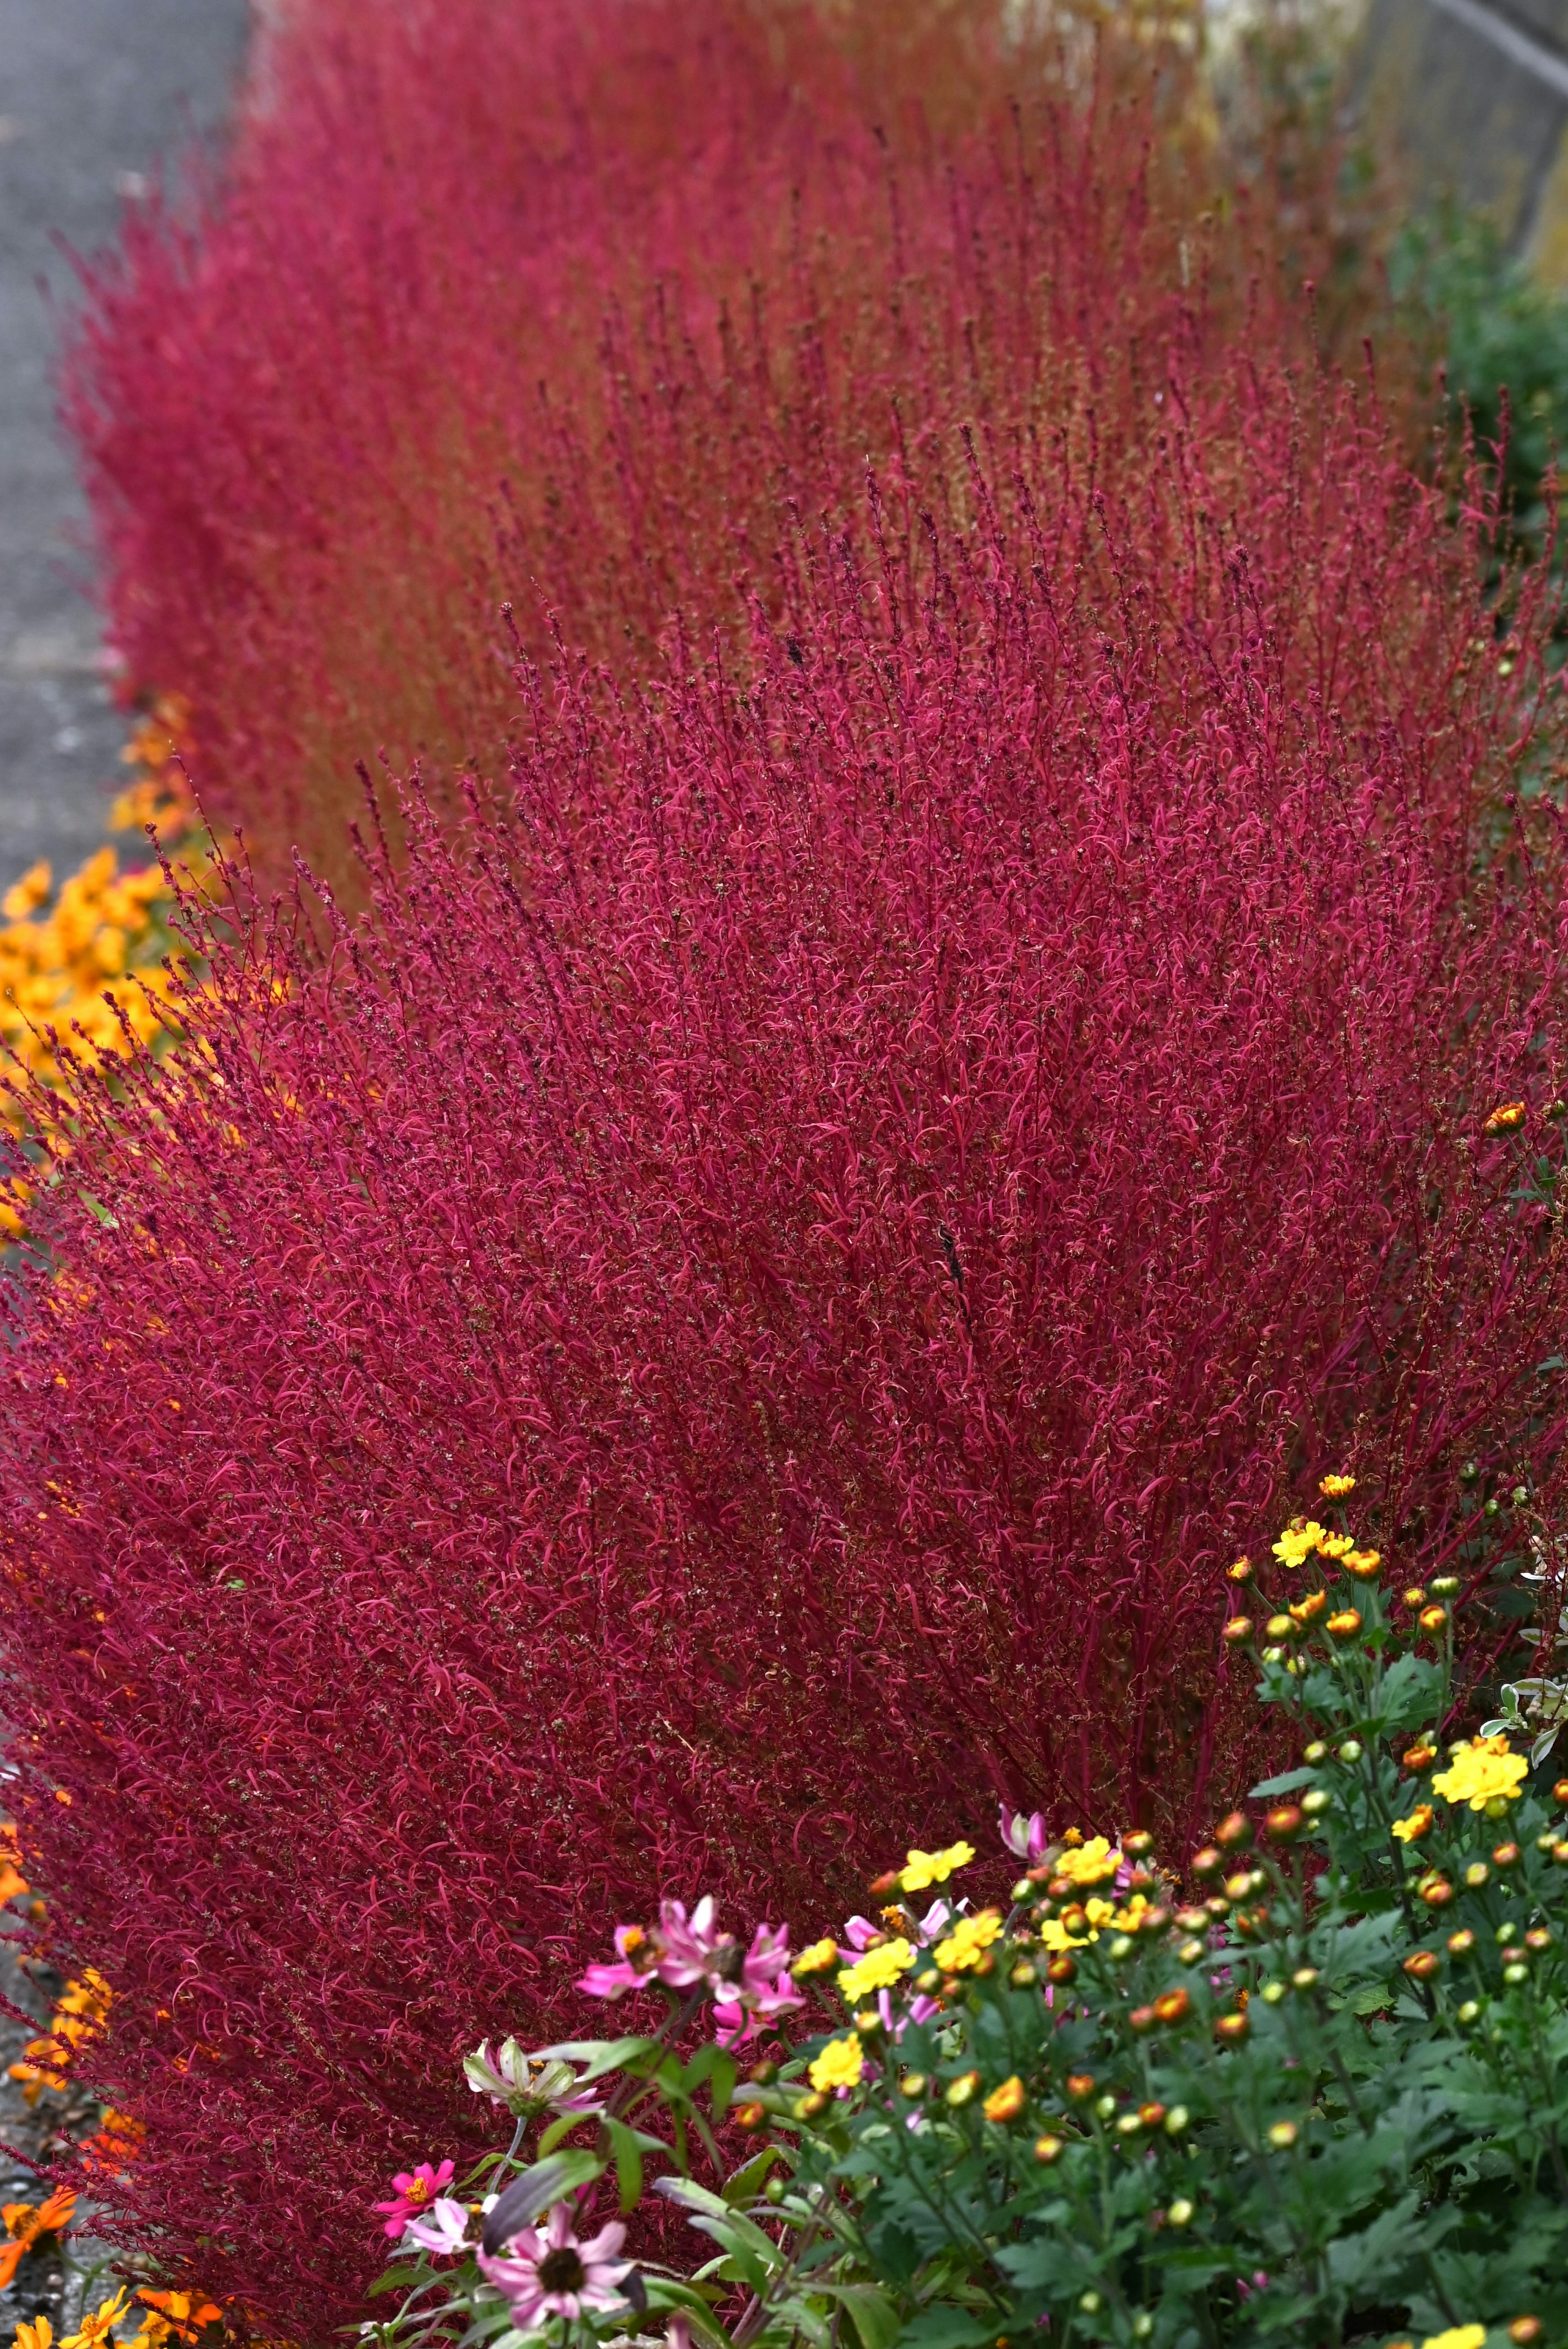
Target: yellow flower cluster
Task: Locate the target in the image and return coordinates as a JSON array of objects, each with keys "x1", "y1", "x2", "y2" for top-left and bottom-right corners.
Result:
[
  {"x1": 0, "y1": 697, "x2": 213, "y2": 1237},
  {"x1": 1052, "y1": 1835, "x2": 1122, "y2": 1887},
  {"x1": 898, "y1": 1841, "x2": 975, "y2": 1892},
  {"x1": 1038, "y1": 1892, "x2": 1150, "y2": 1953},
  {"x1": 807, "y1": 2034, "x2": 865, "y2": 2092},
  {"x1": 1432, "y1": 1736, "x2": 1529, "y2": 1812},
  {"x1": 933, "y1": 1909, "x2": 1004, "y2": 1973},
  {"x1": 14, "y1": 2287, "x2": 182, "y2": 2349},
  {"x1": 9, "y1": 1967, "x2": 112, "y2": 2104},
  {"x1": 837, "y1": 1938, "x2": 915, "y2": 2000},
  {"x1": 1272, "y1": 1519, "x2": 1354, "y2": 1570}
]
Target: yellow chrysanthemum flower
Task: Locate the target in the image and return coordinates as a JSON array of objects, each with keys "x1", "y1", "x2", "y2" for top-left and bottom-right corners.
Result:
[
  {"x1": 837, "y1": 1939, "x2": 915, "y2": 1999},
  {"x1": 1391, "y1": 1806, "x2": 1434, "y2": 1844},
  {"x1": 1053, "y1": 1835, "x2": 1122, "y2": 1886},
  {"x1": 1432, "y1": 1737, "x2": 1528, "y2": 1811},
  {"x1": 1419, "y1": 2328, "x2": 1486, "y2": 2349},
  {"x1": 807, "y1": 2035, "x2": 865, "y2": 2092},
  {"x1": 1319, "y1": 1473, "x2": 1356, "y2": 1497},
  {"x1": 792, "y1": 1937, "x2": 839, "y2": 1979},
  {"x1": 933, "y1": 1910, "x2": 1003, "y2": 1973},
  {"x1": 1272, "y1": 1519, "x2": 1330, "y2": 1568},
  {"x1": 899, "y1": 1841, "x2": 976, "y2": 1892}
]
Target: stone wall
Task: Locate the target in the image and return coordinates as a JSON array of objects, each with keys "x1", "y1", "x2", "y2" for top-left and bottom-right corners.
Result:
[{"x1": 1357, "y1": 0, "x2": 1568, "y2": 278}]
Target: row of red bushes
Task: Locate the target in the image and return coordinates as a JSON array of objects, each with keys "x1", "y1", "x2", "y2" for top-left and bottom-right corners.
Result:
[
  {"x1": 64, "y1": 0, "x2": 1372, "y2": 888},
  {"x1": 2, "y1": 0, "x2": 1565, "y2": 2338}
]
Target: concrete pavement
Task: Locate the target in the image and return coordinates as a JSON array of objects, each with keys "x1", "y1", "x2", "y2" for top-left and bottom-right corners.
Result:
[{"x1": 0, "y1": 0, "x2": 250, "y2": 897}]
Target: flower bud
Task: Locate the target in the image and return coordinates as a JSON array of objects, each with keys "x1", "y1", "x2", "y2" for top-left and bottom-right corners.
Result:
[
  {"x1": 1164, "y1": 2105, "x2": 1189, "y2": 2134},
  {"x1": 1078, "y1": 2295, "x2": 1101, "y2": 2317},
  {"x1": 1291, "y1": 1968, "x2": 1319, "y2": 1990},
  {"x1": 1448, "y1": 1929, "x2": 1476, "y2": 1955},
  {"x1": 1166, "y1": 2197, "x2": 1194, "y2": 2225},
  {"x1": 1419, "y1": 1880, "x2": 1454, "y2": 1907},
  {"x1": 1401, "y1": 1587, "x2": 1427, "y2": 1611},
  {"x1": 1265, "y1": 1805, "x2": 1303, "y2": 1841},
  {"x1": 748, "y1": 2060, "x2": 779, "y2": 2084},
  {"x1": 1215, "y1": 1812, "x2": 1253, "y2": 1849},
  {"x1": 1153, "y1": 1987, "x2": 1190, "y2": 2024},
  {"x1": 1065, "y1": 2073, "x2": 1096, "y2": 2101},
  {"x1": 1009, "y1": 1960, "x2": 1038, "y2": 1987},
  {"x1": 1226, "y1": 1558, "x2": 1253, "y2": 1583},
  {"x1": 1458, "y1": 1999, "x2": 1480, "y2": 2022},
  {"x1": 1303, "y1": 1741, "x2": 1327, "y2": 1763},
  {"x1": 1552, "y1": 1843, "x2": 1568, "y2": 1866},
  {"x1": 915, "y1": 1969, "x2": 941, "y2": 1994},
  {"x1": 1403, "y1": 1744, "x2": 1436, "y2": 1771},
  {"x1": 869, "y1": 1870, "x2": 901, "y2": 1898},
  {"x1": 1095, "y1": 2094, "x2": 1117, "y2": 2120},
  {"x1": 1465, "y1": 1862, "x2": 1489, "y2": 1887},
  {"x1": 1505, "y1": 1962, "x2": 1530, "y2": 1985},
  {"x1": 1047, "y1": 1956, "x2": 1076, "y2": 1985},
  {"x1": 1178, "y1": 1939, "x2": 1206, "y2": 1965},
  {"x1": 1403, "y1": 1950, "x2": 1441, "y2": 1979},
  {"x1": 1033, "y1": 2134, "x2": 1064, "y2": 2164},
  {"x1": 1138, "y1": 2102, "x2": 1166, "y2": 2128},
  {"x1": 1508, "y1": 2319, "x2": 1544, "y2": 2345},
  {"x1": 945, "y1": 2071, "x2": 981, "y2": 2106},
  {"x1": 983, "y1": 2076, "x2": 1027, "y2": 2123},
  {"x1": 1430, "y1": 1576, "x2": 1459, "y2": 1596},
  {"x1": 1115, "y1": 2111, "x2": 1143, "y2": 2136},
  {"x1": 1221, "y1": 1618, "x2": 1252, "y2": 1646},
  {"x1": 1419, "y1": 1605, "x2": 1448, "y2": 1634},
  {"x1": 1290, "y1": 1591, "x2": 1327, "y2": 1625},
  {"x1": 1191, "y1": 1846, "x2": 1222, "y2": 1877},
  {"x1": 1123, "y1": 1830, "x2": 1154, "y2": 1859},
  {"x1": 1526, "y1": 1927, "x2": 1553, "y2": 1952},
  {"x1": 1265, "y1": 1616, "x2": 1294, "y2": 1641},
  {"x1": 797, "y1": 2091, "x2": 829, "y2": 2118},
  {"x1": 1555, "y1": 1779, "x2": 1568, "y2": 1805},
  {"x1": 1337, "y1": 1740, "x2": 1363, "y2": 1763},
  {"x1": 1261, "y1": 1981, "x2": 1286, "y2": 2005},
  {"x1": 1108, "y1": 1935, "x2": 1134, "y2": 1960},
  {"x1": 734, "y1": 2100, "x2": 767, "y2": 2132},
  {"x1": 899, "y1": 2073, "x2": 927, "y2": 2098},
  {"x1": 1224, "y1": 1872, "x2": 1252, "y2": 1900},
  {"x1": 1266, "y1": 2120, "x2": 1298, "y2": 2149},
  {"x1": 1301, "y1": 1790, "x2": 1330, "y2": 1815},
  {"x1": 1494, "y1": 1843, "x2": 1521, "y2": 1868},
  {"x1": 1129, "y1": 2006, "x2": 1156, "y2": 2033},
  {"x1": 1215, "y1": 2011, "x2": 1249, "y2": 2043}
]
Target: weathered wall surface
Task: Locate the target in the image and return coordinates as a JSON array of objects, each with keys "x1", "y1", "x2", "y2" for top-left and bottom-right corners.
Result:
[{"x1": 1358, "y1": 0, "x2": 1568, "y2": 278}]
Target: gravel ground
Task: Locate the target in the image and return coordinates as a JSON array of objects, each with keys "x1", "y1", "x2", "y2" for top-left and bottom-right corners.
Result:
[
  {"x1": 0, "y1": 3, "x2": 251, "y2": 2323},
  {"x1": 0, "y1": 0, "x2": 251, "y2": 900}
]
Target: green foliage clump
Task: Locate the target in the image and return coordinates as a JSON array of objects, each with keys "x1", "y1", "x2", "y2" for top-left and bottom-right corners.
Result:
[
  {"x1": 370, "y1": 1503, "x2": 1568, "y2": 2349},
  {"x1": 1394, "y1": 210, "x2": 1568, "y2": 542}
]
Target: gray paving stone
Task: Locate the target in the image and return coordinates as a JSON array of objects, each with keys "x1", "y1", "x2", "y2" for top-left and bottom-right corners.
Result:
[{"x1": 0, "y1": 0, "x2": 250, "y2": 899}]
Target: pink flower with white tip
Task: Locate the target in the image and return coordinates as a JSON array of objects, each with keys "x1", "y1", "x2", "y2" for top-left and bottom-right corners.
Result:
[
  {"x1": 477, "y1": 2202, "x2": 633, "y2": 2325},
  {"x1": 403, "y1": 2198, "x2": 470, "y2": 2258},
  {"x1": 373, "y1": 2160, "x2": 456, "y2": 2241},
  {"x1": 1000, "y1": 1806, "x2": 1048, "y2": 1865}
]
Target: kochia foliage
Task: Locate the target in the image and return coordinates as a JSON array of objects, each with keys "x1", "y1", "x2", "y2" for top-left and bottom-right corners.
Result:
[
  {"x1": 5, "y1": 332, "x2": 1568, "y2": 2331},
  {"x1": 61, "y1": 0, "x2": 1375, "y2": 887}
]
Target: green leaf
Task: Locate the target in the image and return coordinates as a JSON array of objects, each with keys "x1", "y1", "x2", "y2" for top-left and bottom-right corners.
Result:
[
  {"x1": 484, "y1": 2149, "x2": 605, "y2": 2241},
  {"x1": 604, "y1": 2114, "x2": 646, "y2": 2212},
  {"x1": 819, "y1": 2284, "x2": 901, "y2": 2349},
  {"x1": 722, "y1": 2145, "x2": 784, "y2": 2206},
  {"x1": 533, "y1": 2036, "x2": 662, "y2": 2084}
]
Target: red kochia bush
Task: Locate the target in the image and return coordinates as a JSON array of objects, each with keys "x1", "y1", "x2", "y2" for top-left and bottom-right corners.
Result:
[
  {"x1": 6, "y1": 352, "x2": 1568, "y2": 2329},
  {"x1": 63, "y1": 0, "x2": 1356, "y2": 888}
]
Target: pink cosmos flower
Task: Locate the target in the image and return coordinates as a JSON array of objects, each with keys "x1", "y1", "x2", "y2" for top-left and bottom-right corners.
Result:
[
  {"x1": 403, "y1": 2197, "x2": 471, "y2": 2258},
  {"x1": 477, "y1": 2202, "x2": 632, "y2": 2325},
  {"x1": 710, "y1": 1922, "x2": 802, "y2": 2042},
  {"x1": 577, "y1": 1921, "x2": 661, "y2": 2000},
  {"x1": 1000, "y1": 1806, "x2": 1048, "y2": 1865},
  {"x1": 373, "y1": 2160, "x2": 456, "y2": 2241}
]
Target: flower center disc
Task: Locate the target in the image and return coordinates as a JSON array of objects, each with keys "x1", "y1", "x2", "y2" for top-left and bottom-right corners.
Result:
[{"x1": 538, "y1": 2248, "x2": 587, "y2": 2294}]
